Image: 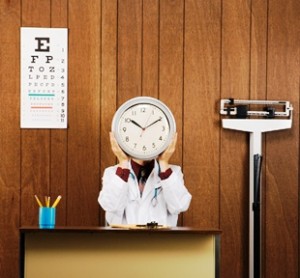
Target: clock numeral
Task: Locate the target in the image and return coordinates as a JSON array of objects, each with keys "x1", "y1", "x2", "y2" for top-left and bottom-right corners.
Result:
[
  {"x1": 125, "y1": 136, "x2": 129, "y2": 142},
  {"x1": 142, "y1": 145, "x2": 147, "y2": 151},
  {"x1": 125, "y1": 118, "x2": 131, "y2": 123},
  {"x1": 162, "y1": 125, "x2": 166, "y2": 131},
  {"x1": 140, "y1": 107, "x2": 146, "y2": 113},
  {"x1": 132, "y1": 111, "x2": 137, "y2": 116},
  {"x1": 159, "y1": 136, "x2": 163, "y2": 141},
  {"x1": 134, "y1": 143, "x2": 137, "y2": 148},
  {"x1": 152, "y1": 143, "x2": 156, "y2": 148},
  {"x1": 123, "y1": 127, "x2": 127, "y2": 132}
]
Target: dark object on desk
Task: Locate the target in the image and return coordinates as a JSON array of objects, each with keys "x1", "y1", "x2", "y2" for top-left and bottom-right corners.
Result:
[{"x1": 136, "y1": 221, "x2": 160, "y2": 229}]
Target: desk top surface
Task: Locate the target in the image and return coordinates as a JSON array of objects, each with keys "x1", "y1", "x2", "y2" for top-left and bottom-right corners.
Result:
[{"x1": 20, "y1": 226, "x2": 221, "y2": 235}]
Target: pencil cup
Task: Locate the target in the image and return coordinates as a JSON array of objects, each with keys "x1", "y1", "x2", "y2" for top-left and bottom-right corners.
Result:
[{"x1": 39, "y1": 207, "x2": 56, "y2": 229}]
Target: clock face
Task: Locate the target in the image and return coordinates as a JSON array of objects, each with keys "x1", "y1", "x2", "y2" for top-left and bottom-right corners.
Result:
[{"x1": 112, "y1": 97, "x2": 176, "y2": 160}]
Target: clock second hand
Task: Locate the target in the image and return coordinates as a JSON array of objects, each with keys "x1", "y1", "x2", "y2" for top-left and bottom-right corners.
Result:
[{"x1": 139, "y1": 111, "x2": 153, "y2": 137}]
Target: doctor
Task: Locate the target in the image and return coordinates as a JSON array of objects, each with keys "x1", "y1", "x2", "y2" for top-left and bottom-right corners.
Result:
[{"x1": 98, "y1": 132, "x2": 192, "y2": 227}]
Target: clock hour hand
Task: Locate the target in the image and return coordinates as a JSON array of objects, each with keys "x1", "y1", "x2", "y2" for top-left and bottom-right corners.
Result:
[
  {"x1": 144, "y1": 117, "x2": 162, "y2": 130},
  {"x1": 129, "y1": 119, "x2": 144, "y2": 130}
]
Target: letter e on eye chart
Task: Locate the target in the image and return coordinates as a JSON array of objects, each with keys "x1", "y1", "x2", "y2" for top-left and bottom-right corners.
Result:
[{"x1": 20, "y1": 27, "x2": 68, "y2": 129}]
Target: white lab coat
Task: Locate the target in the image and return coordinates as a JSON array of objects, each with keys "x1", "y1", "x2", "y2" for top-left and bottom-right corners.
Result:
[{"x1": 98, "y1": 160, "x2": 192, "y2": 227}]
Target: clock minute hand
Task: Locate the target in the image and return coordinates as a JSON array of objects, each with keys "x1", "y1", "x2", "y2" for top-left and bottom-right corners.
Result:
[
  {"x1": 144, "y1": 117, "x2": 162, "y2": 130},
  {"x1": 130, "y1": 119, "x2": 145, "y2": 130}
]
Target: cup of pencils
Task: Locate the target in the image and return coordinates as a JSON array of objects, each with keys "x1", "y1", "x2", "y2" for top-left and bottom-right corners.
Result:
[{"x1": 34, "y1": 195, "x2": 62, "y2": 229}]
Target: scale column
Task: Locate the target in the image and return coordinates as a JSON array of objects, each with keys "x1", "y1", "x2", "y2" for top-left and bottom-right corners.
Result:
[{"x1": 249, "y1": 131, "x2": 262, "y2": 278}]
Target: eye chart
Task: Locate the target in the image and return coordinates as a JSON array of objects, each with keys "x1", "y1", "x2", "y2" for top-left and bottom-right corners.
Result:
[{"x1": 21, "y1": 27, "x2": 68, "y2": 128}]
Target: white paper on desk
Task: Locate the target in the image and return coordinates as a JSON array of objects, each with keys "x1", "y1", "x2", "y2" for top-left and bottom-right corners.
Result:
[{"x1": 110, "y1": 224, "x2": 170, "y2": 229}]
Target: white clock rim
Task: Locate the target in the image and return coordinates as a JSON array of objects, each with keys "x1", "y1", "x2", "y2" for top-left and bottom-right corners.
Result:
[{"x1": 111, "y1": 96, "x2": 176, "y2": 160}]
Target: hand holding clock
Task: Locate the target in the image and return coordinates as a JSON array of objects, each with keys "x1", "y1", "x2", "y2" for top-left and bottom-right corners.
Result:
[
  {"x1": 110, "y1": 132, "x2": 129, "y2": 168},
  {"x1": 158, "y1": 132, "x2": 178, "y2": 171}
]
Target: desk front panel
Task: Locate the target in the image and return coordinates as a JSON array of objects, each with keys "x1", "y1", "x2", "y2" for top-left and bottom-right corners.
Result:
[{"x1": 23, "y1": 231, "x2": 218, "y2": 278}]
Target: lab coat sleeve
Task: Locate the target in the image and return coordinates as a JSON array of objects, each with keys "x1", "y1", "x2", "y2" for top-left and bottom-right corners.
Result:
[
  {"x1": 98, "y1": 166, "x2": 129, "y2": 223},
  {"x1": 160, "y1": 165, "x2": 192, "y2": 215}
]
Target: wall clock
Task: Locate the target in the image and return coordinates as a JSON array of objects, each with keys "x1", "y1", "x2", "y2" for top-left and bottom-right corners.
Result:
[{"x1": 111, "y1": 96, "x2": 176, "y2": 160}]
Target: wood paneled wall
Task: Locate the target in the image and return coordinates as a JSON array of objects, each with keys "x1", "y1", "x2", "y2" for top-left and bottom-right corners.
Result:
[{"x1": 0, "y1": 0, "x2": 299, "y2": 277}]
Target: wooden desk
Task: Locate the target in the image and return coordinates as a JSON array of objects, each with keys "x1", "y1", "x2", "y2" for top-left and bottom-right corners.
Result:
[{"x1": 20, "y1": 227, "x2": 221, "y2": 278}]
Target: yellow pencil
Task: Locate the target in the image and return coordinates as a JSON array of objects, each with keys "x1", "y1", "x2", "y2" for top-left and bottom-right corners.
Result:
[
  {"x1": 52, "y1": 195, "x2": 62, "y2": 208},
  {"x1": 34, "y1": 195, "x2": 43, "y2": 207},
  {"x1": 45, "y1": 196, "x2": 49, "y2": 207}
]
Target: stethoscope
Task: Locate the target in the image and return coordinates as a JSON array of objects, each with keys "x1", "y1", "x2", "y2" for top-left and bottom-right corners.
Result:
[
  {"x1": 129, "y1": 171, "x2": 162, "y2": 207},
  {"x1": 151, "y1": 186, "x2": 162, "y2": 207}
]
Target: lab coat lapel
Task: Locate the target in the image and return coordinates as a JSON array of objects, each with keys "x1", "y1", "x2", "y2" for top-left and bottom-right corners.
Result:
[
  {"x1": 128, "y1": 162, "x2": 140, "y2": 201},
  {"x1": 141, "y1": 160, "x2": 161, "y2": 200}
]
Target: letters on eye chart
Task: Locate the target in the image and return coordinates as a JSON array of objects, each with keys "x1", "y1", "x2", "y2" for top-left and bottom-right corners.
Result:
[{"x1": 20, "y1": 27, "x2": 68, "y2": 129}]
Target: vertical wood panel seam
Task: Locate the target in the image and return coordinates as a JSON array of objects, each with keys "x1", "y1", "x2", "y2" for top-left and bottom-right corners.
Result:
[
  {"x1": 47, "y1": 1, "x2": 51, "y2": 199},
  {"x1": 99, "y1": 0, "x2": 102, "y2": 226},
  {"x1": 116, "y1": 0, "x2": 119, "y2": 106},
  {"x1": 66, "y1": 0, "x2": 69, "y2": 227},
  {"x1": 249, "y1": 0, "x2": 252, "y2": 100},
  {"x1": 49, "y1": 0, "x2": 53, "y2": 198},
  {"x1": 141, "y1": 0, "x2": 144, "y2": 95},
  {"x1": 19, "y1": 0, "x2": 23, "y2": 230},
  {"x1": 50, "y1": 0, "x2": 52, "y2": 26},
  {"x1": 182, "y1": 0, "x2": 185, "y2": 169},
  {"x1": 265, "y1": 0, "x2": 270, "y2": 100},
  {"x1": 99, "y1": 0, "x2": 102, "y2": 225},
  {"x1": 248, "y1": 8, "x2": 252, "y2": 271},
  {"x1": 66, "y1": 0, "x2": 70, "y2": 225},
  {"x1": 181, "y1": 0, "x2": 185, "y2": 225},
  {"x1": 219, "y1": 0, "x2": 223, "y2": 230},
  {"x1": 49, "y1": 135, "x2": 52, "y2": 197},
  {"x1": 264, "y1": 1, "x2": 270, "y2": 274},
  {"x1": 264, "y1": 0, "x2": 269, "y2": 273},
  {"x1": 50, "y1": 0, "x2": 52, "y2": 205},
  {"x1": 158, "y1": 0, "x2": 160, "y2": 99},
  {"x1": 298, "y1": 76, "x2": 300, "y2": 277}
]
